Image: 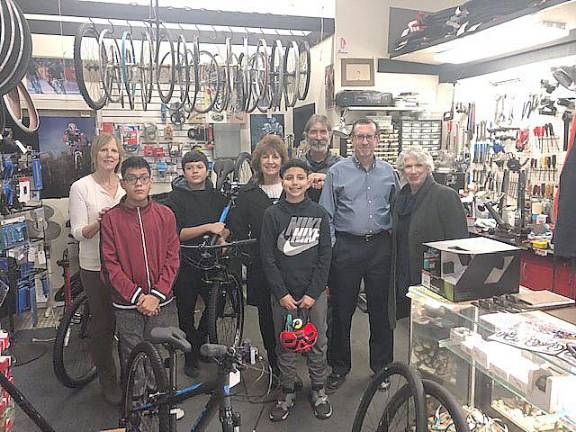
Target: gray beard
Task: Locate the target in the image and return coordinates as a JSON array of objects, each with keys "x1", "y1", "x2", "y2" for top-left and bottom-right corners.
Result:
[{"x1": 308, "y1": 140, "x2": 328, "y2": 153}]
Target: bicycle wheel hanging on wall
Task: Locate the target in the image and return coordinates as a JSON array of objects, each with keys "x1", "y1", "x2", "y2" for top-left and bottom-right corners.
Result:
[{"x1": 74, "y1": 23, "x2": 107, "y2": 110}]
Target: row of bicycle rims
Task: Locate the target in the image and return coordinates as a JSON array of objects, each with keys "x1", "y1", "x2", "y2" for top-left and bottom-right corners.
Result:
[{"x1": 74, "y1": 22, "x2": 311, "y2": 114}]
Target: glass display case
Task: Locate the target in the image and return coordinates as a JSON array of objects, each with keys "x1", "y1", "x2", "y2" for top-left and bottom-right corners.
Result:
[{"x1": 408, "y1": 285, "x2": 576, "y2": 432}]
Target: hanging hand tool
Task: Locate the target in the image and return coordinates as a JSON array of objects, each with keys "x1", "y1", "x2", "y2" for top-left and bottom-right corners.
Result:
[
  {"x1": 562, "y1": 111, "x2": 572, "y2": 151},
  {"x1": 533, "y1": 126, "x2": 543, "y2": 152},
  {"x1": 551, "y1": 155, "x2": 557, "y2": 182},
  {"x1": 547, "y1": 123, "x2": 559, "y2": 151}
]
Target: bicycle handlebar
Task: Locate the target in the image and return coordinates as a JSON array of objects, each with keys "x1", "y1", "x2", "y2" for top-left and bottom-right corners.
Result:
[{"x1": 181, "y1": 238, "x2": 256, "y2": 251}]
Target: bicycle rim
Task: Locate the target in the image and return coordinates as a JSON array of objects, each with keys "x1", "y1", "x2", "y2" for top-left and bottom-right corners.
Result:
[
  {"x1": 155, "y1": 27, "x2": 176, "y2": 104},
  {"x1": 53, "y1": 293, "x2": 97, "y2": 388},
  {"x1": 123, "y1": 342, "x2": 170, "y2": 432},
  {"x1": 184, "y1": 38, "x2": 200, "y2": 113},
  {"x1": 352, "y1": 362, "x2": 427, "y2": 432},
  {"x1": 99, "y1": 29, "x2": 123, "y2": 105},
  {"x1": 195, "y1": 50, "x2": 220, "y2": 114},
  {"x1": 269, "y1": 40, "x2": 285, "y2": 110},
  {"x1": 297, "y1": 41, "x2": 311, "y2": 101},
  {"x1": 283, "y1": 40, "x2": 300, "y2": 109},
  {"x1": 208, "y1": 275, "x2": 244, "y2": 347},
  {"x1": 139, "y1": 29, "x2": 154, "y2": 111},
  {"x1": 121, "y1": 31, "x2": 137, "y2": 110},
  {"x1": 74, "y1": 23, "x2": 107, "y2": 110}
]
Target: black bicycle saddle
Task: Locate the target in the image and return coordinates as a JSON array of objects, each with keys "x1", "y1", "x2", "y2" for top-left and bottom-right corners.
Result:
[{"x1": 149, "y1": 327, "x2": 191, "y2": 352}]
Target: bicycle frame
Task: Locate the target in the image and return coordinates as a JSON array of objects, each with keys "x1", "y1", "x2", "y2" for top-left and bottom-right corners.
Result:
[{"x1": 129, "y1": 346, "x2": 239, "y2": 432}]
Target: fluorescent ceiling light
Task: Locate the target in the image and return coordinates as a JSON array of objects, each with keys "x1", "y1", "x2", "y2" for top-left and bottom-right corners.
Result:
[
  {"x1": 24, "y1": 14, "x2": 311, "y2": 37},
  {"x1": 74, "y1": 0, "x2": 335, "y2": 18},
  {"x1": 434, "y1": 15, "x2": 569, "y2": 64}
]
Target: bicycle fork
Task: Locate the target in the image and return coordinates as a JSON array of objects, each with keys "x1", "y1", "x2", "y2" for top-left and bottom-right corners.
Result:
[{"x1": 219, "y1": 377, "x2": 241, "y2": 432}]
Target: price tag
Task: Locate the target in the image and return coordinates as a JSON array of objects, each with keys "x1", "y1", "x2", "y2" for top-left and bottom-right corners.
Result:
[
  {"x1": 229, "y1": 370, "x2": 240, "y2": 388},
  {"x1": 534, "y1": 248, "x2": 548, "y2": 257}
]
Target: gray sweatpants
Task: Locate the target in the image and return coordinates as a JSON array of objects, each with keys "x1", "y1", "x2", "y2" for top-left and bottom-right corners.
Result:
[
  {"x1": 271, "y1": 291, "x2": 328, "y2": 390},
  {"x1": 115, "y1": 301, "x2": 178, "y2": 371}
]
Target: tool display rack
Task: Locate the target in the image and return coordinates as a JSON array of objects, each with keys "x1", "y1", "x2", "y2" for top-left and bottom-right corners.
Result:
[
  {"x1": 400, "y1": 119, "x2": 442, "y2": 157},
  {"x1": 408, "y1": 285, "x2": 576, "y2": 432}
]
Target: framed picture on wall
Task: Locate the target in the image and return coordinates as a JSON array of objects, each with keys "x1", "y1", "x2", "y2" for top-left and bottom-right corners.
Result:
[
  {"x1": 38, "y1": 116, "x2": 97, "y2": 198},
  {"x1": 341, "y1": 58, "x2": 374, "y2": 87},
  {"x1": 26, "y1": 58, "x2": 79, "y2": 95},
  {"x1": 250, "y1": 114, "x2": 285, "y2": 150}
]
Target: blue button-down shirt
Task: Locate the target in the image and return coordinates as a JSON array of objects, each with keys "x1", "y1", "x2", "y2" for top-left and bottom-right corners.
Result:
[{"x1": 319, "y1": 155, "x2": 398, "y2": 243}]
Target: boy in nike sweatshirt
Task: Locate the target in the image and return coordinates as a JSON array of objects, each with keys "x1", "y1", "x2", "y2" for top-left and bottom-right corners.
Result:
[{"x1": 260, "y1": 159, "x2": 332, "y2": 422}]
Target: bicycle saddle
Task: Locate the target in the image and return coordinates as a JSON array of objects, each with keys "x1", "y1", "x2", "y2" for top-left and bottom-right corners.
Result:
[{"x1": 149, "y1": 327, "x2": 191, "y2": 353}]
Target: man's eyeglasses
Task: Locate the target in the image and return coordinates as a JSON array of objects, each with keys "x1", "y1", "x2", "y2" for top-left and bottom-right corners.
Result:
[
  {"x1": 353, "y1": 134, "x2": 376, "y2": 142},
  {"x1": 124, "y1": 175, "x2": 151, "y2": 185}
]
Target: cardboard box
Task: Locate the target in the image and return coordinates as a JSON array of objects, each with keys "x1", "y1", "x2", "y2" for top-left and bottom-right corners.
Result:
[
  {"x1": 421, "y1": 237, "x2": 520, "y2": 301},
  {"x1": 527, "y1": 368, "x2": 576, "y2": 413}
]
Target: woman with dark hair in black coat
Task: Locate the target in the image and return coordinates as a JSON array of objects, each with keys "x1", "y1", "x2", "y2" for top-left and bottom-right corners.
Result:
[{"x1": 228, "y1": 135, "x2": 288, "y2": 377}]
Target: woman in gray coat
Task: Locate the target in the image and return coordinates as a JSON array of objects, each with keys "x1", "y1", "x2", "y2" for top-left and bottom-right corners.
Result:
[{"x1": 391, "y1": 147, "x2": 468, "y2": 319}]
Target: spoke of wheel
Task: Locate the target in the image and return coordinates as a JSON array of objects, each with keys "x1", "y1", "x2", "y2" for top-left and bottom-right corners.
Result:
[
  {"x1": 283, "y1": 40, "x2": 300, "y2": 109},
  {"x1": 297, "y1": 40, "x2": 311, "y2": 100}
]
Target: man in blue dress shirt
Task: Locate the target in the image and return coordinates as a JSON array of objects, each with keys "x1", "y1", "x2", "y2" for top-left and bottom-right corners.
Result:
[{"x1": 319, "y1": 117, "x2": 398, "y2": 392}]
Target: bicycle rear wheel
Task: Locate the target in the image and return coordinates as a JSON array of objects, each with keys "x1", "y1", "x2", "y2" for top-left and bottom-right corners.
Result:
[
  {"x1": 53, "y1": 292, "x2": 97, "y2": 388},
  {"x1": 352, "y1": 362, "x2": 427, "y2": 432},
  {"x1": 207, "y1": 274, "x2": 244, "y2": 347},
  {"x1": 123, "y1": 341, "x2": 170, "y2": 432}
]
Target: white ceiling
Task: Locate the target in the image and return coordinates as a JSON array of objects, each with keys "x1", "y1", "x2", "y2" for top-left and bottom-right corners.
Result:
[{"x1": 75, "y1": 0, "x2": 335, "y2": 17}]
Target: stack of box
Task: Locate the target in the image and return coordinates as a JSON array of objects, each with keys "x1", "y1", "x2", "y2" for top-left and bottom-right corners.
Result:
[{"x1": 0, "y1": 330, "x2": 14, "y2": 432}]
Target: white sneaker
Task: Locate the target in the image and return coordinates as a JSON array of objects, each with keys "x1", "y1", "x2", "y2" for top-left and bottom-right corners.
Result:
[{"x1": 170, "y1": 408, "x2": 185, "y2": 421}]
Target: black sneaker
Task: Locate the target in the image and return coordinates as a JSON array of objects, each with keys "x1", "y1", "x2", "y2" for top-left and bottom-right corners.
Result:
[
  {"x1": 326, "y1": 373, "x2": 346, "y2": 394},
  {"x1": 310, "y1": 388, "x2": 332, "y2": 420},
  {"x1": 269, "y1": 392, "x2": 296, "y2": 422}
]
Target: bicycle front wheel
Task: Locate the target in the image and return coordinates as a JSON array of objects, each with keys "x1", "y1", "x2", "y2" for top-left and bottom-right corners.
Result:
[
  {"x1": 207, "y1": 274, "x2": 244, "y2": 347},
  {"x1": 352, "y1": 362, "x2": 427, "y2": 432},
  {"x1": 123, "y1": 341, "x2": 170, "y2": 432},
  {"x1": 53, "y1": 292, "x2": 97, "y2": 388}
]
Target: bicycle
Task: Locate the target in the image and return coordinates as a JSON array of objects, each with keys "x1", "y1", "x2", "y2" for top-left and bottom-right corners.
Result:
[
  {"x1": 181, "y1": 237, "x2": 256, "y2": 349},
  {"x1": 121, "y1": 326, "x2": 258, "y2": 432}
]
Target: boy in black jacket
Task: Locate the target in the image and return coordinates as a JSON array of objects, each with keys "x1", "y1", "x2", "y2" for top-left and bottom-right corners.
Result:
[
  {"x1": 260, "y1": 159, "x2": 332, "y2": 422},
  {"x1": 165, "y1": 150, "x2": 229, "y2": 378}
]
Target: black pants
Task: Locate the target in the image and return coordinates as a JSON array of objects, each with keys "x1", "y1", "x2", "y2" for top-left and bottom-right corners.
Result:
[
  {"x1": 328, "y1": 232, "x2": 394, "y2": 376},
  {"x1": 247, "y1": 267, "x2": 278, "y2": 371},
  {"x1": 174, "y1": 268, "x2": 209, "y2": 366}
]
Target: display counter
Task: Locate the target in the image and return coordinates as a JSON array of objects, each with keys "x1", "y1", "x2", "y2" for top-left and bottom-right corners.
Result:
[{"x1": 409, "y1": 285, "x2": 576, "y2": 432}]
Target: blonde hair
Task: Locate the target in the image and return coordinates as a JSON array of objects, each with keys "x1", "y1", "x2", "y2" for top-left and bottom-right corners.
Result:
[{"x1": 90, "y1": 133, "x2": 123, "y2": 172}]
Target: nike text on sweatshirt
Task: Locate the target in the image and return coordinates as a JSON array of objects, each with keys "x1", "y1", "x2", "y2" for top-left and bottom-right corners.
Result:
[{"x1": 260, "y1": 197, "x2": 332, "y2": 301}]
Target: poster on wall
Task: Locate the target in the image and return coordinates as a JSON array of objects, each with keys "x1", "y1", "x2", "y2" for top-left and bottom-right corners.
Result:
[
  {"x1": 325, "y1": 64, "x2": 335, "y2": 110},
  {"x1": 249, "y1": 114, "x2": 285, "y2": 150},
  {"x1": 26, "y1": 58, "x2": 79, "y2": 95},
  {"x1": 39, "y1": 116, "x2": 97, "y2": 199}
]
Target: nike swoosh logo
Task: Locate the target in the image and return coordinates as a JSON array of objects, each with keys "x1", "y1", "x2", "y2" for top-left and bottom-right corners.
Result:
[{"x1": 282, "y1": 240, "x2": 318, "y2": 256}]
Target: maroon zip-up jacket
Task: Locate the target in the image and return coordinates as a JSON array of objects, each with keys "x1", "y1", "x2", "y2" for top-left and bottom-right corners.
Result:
[{"x1": 100, "y1": 197, "x2": 180, "y2": 309}]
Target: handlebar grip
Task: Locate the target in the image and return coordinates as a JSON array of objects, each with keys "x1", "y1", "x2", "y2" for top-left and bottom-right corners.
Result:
[{"x1": 200, "y1": 343, "x2": 229, "y2": 358}]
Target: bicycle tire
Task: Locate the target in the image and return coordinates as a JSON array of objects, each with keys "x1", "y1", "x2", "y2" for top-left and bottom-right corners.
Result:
[
  {"x1": 53, "y1": 292, "x2": 97, "y2": 388},
  {"x1": 0, "y1": 373, "x2": 56, "y2": 432},
  {"x1": 155, "y1": 27, "x2": 176, "y2": 104},
  {"x1": 183, "y1": 37, "x2": 200, "y2": 113},
  {"x1": 0, "y1": 98, "x2": 5, "y2": 133},
  {"x1": 213, "y1": 158, "x2": 235, "y2": 191},
  {"x1": 352, "y1": 362, "x2": 427, "y2": 432},
  {"x1": 139, "y1": 28, "x2": 154, "y2": 111},
  {"x1": 120, "y1": 30, "x2": 137, "y2": 110},
  {"x1": 3, "y1": 81, "x2": 40, "y2": 133},
  {"x1": 297, "y1": 40, "x2": 311, "y2": 101},
  {"x1": 283, "y1": 40, "x2": 300, "y2": 109},
  {"x1": 99, "y1": 28, "x2": 123, "y2": 106},
  {"x1": 0, "y1": 0, "x2": 32, "y2": 97},
  {"x1": 233, "y1": 152, "x2": 253, "y2": 183},
  {"x1": 0, "y1": 0, "x2": 20, "y2": 92},
  {"x1": 175, "y1": 34, "x2": 191, "y2": 107},
  {"x1": 195, "y1": 50, "x2": 220, "y2": 114},
  {"x1": 269, "y1": 40, "x2": 285, "y2": 110},
  {"x1": 74, "y1": 23, "x2": 107, "y2": 110},
  {"x1": 123, "y1": 341, "x2": 170, "y2": 432},
  {"x1": 378, "y1": 379, "x2": 470, "y2": 432},
  {"x1": 207, "y1": 274, "x2": 244, "y2": 347}
]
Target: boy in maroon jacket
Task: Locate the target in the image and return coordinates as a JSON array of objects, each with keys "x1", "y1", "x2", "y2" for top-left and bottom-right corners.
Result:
[{"x1": 100, "y1": 156, "x2": 180, "y2": 366}]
